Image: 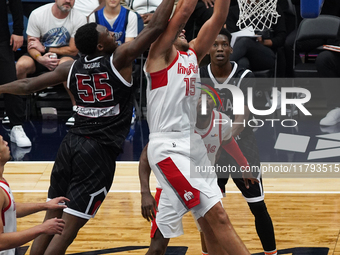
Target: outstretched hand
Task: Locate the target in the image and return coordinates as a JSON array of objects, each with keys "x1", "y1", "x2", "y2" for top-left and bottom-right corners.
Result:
[
  {"x1": 141, "y1": 192, "x2": 158, "y2": 222},
  {"x1": 45, "y1": 197, "x2": 70, "y2": 210},
  {"x1": 141, "y1": 13, "x2": 153, "y2": 24},
  {"x1": 41, "y1": 218, "x2": 65, "y2": 235}
]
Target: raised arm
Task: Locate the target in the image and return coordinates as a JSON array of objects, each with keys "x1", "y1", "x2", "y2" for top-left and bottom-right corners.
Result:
[
  {"x1": 190, "y1": 0, "x2": 230, "y2": 63},
  {"x1": 145, "y1": 0, "x2": 198, "y2": 72},
  {"x1": 0, "y1": 61, "x2": 72, "y2": 95},
  {"x1": 113, "y1": 0, "x2": 176, "y2": 70}
]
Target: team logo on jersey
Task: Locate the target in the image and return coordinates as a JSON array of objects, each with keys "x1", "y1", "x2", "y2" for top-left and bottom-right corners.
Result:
[
  {"x1": 205, "y1": 144, "x2": 217, "y2": 153},
  {"x1": 183, "y1": 190, "x2": 194, "y2": 201},
  {"x1": 211, "y1": 134, "x2": 218, "y2": 137}
]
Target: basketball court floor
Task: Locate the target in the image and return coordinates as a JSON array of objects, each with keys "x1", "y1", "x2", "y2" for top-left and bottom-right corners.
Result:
[{"x1": 1, "y1": 102, "x2": 340, "y2": 255}]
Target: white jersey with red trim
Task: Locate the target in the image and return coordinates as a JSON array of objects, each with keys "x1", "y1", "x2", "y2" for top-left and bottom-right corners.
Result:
[
  {"x1": 145, "y1": 49, "x2": 200, "y2": 133},
  {"x1": 0, "y1": 181, "x2": 16, "y2": 255},
  {"x1": 195, "y1": 110, "x2": 232, "y2": 165}
]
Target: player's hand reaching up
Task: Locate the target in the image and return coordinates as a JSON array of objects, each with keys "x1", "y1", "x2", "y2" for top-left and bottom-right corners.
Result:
[
  {"x1": 141, "y1": 192, "x2": 158, "y2": 222},
  {"x1": 41, "y1": 218, "x2": 65, "y2": 235}
]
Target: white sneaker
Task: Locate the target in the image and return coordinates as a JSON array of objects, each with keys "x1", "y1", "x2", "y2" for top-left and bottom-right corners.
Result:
[
  {"x1": 10, "y1": 125, "x2": 32, "y2": 147},
  {"x1": 320, "y1": 108, "x2": 340, "y2": 126},
  {"x1": 10, "y1": 142, "x2": 31, "y2": 161}
]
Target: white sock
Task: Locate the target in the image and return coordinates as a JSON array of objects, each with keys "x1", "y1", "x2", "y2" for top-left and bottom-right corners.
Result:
[{"x1": 264, "y1": 249, "x2": 277, "y2": 255}]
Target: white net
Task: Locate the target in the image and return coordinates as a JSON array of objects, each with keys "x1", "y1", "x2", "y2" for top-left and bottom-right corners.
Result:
[{"x1": 236, "y1": 0, "x2": 280, "y2": 31}]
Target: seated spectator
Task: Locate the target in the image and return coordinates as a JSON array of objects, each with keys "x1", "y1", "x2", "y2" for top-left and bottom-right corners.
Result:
[
  {"x1": 226, "y1": 3, "x2": 286, "y2": 72},
  {"x1": 88, "y1": 0, "x2": 139, "y2": 45},
  {"x1": 124, "y1": 0, "x2": 161, "y2": 24},
  {"x1": 15, "y1": 0, "x2": 86, "y2": 126},
  {"x1": 316, "y1": 49, "x2": 340, "y2": 126},
  {"x1": 284, "y1": 0, "x2": 340, "y2": 77}
]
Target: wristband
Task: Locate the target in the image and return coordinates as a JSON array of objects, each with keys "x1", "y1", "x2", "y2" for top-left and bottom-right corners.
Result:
[
  {"x1": 45, "y1": 46, "x2": 50, "y2": 53},
  {"x1": 34, "y1": 54, "x2": 41, "y2": 59}
]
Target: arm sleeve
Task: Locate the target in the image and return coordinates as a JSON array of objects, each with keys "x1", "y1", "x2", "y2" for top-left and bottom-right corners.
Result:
[{"x1": 222, "y1": 137, "x2": 249, "y2": 168}]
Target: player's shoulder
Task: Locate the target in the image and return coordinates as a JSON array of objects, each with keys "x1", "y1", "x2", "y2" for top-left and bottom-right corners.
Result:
[
  {"x1": 232, "y1": 61, "x2": 254, "y2": 79},
  {"x1": 199, "y1": 65, "x2": 209, "y2": 77}
]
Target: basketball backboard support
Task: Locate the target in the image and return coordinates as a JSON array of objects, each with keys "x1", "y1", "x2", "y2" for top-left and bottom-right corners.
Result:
[{"x1": 300, "y1": 0, "x2": 324, "y2": 18}]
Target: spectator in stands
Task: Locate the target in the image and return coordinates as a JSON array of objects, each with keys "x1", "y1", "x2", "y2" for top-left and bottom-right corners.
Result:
[
  {"x1": 284, "y1": 0, "x2": 340, "y2": 77},
  {"x1": 316, "y1": 49, "x2": 340, "y2": 126},
  {"x1": 88, "y1": 0, "x2": 139, "y2": 45},
  {"x1": 124, "y1": 0, "x2": 161, "y2": 24},
  {"x1": 226, "y1": 2, "x2": 286, "y2": 72},
  {"x1": 184, "y1": 0, "x2": 214, "y2": 42},
  {"x1": 0, "y1": 0, "x2": 31, "y2": 148},
  {"x1": 73, "y1": 0, "x2": 103, "y2": 17},
  {"x1": 15, "y1": 0, "x2": 86, "y2": 126}
]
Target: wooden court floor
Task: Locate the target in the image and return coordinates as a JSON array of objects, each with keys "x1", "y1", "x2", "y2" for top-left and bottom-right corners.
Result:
[{"x1": 5, "y1": 162, "x2": 340, "y2": 255}]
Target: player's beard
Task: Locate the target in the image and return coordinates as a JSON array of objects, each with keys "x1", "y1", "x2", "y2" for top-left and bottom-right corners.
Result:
[
  {"x1": 175, "y1": 39, "x2": 189, "y2": 52},
  {"x1": 179, "y1": 42, "x2": 189, "y2": 52}
]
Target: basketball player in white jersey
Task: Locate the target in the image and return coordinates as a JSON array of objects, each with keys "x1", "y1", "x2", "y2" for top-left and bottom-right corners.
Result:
[
  {"x1": 141, "y1": 0, "x2": 251, "y2": 253},
  {"x1": 140, "y1": 86, "x2": 257, "y2": 254},
  {"x1": 0, "y1": 135, "x2": 67, "y2": 255}
]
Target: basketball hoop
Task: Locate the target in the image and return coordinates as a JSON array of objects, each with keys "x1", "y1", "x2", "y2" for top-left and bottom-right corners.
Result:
[{"x1": 236, "y1": 0, "x2": 280, "y2": 31}]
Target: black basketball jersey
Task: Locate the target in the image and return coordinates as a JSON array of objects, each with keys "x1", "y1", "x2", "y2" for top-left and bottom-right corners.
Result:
[
  {"x1": 200, "y1": 61, "x2": 255, "y2": 137},
  {"x1": 67, "y1": 54, "x2": 134, "y2": 152}
]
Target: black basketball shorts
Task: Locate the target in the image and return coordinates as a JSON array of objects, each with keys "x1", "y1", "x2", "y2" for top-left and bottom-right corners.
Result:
[{"x1": 48, "y1": 132, "x2": 118, "y2": 219}]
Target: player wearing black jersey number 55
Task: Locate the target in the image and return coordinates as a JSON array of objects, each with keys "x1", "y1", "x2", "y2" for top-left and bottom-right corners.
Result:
[{"x1": 0, "y1": 0, "x2": 176, "y2": 253}]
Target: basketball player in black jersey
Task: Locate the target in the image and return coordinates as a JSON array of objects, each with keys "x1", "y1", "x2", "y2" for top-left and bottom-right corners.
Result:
[
  {"x1": 199, "y1": 28, "x2": 278, "y2": 255},
  {"x1": 0, "y1": 0, "x2": 176, "y2": 253}
]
